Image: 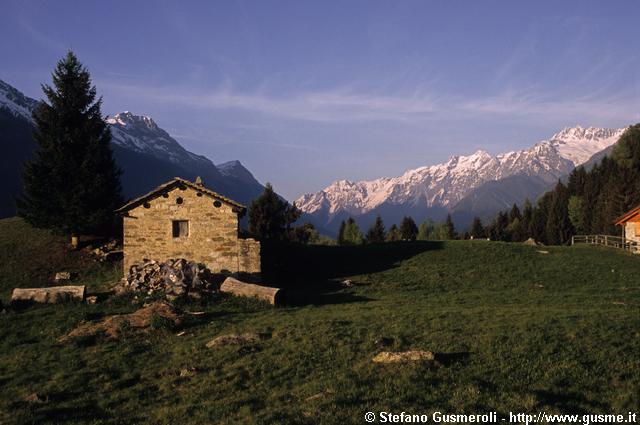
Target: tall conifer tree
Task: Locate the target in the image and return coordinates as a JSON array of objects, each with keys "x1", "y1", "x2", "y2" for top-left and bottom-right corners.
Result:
[
  {"x1": 399, "y1": 216, "x2": 418, "y2": 241},
  {"x1": 17, "y1": 51, "x2": 122, "y2": 245},
  {"x1": 249, "y1": 183, "x2": 301, "y2": 240},
  {"x1": 337, "y1": 220, "x2": 347, "y2": 245},
  {"x1": 470, "y1": 216, "x2": 484, "y2": 239},
  {"x1": 366, "y1": 214, "x2": 386, "y2": 243},
  {"x1": 444, "y1": 214, "x2": 456, "y2": 240}
]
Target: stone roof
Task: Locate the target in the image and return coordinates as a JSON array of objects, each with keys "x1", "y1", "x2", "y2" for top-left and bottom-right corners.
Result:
[{"x1": 116, "y1": 177, "x2": 246, "y2": 214}]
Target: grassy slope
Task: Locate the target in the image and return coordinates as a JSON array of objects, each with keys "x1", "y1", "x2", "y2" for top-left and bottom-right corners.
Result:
[{"x1": 0, "y1": 218, "x2": 638, "y2": 424}]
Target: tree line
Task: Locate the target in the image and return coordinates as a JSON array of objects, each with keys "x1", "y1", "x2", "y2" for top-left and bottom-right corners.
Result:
[
  {"x1": 335, "y1": 214, "x2": 458, "y2": 245},
  {"x1": 478, "y1": 124, "x2": 640, "y2": 245}
]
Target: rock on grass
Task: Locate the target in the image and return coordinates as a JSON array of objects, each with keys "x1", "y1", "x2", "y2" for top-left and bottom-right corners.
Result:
[
  {"x1": 206, "y1": 332, "x2": 270, "y2": 348},
  {"x1": 373, "y1": 351, "x2": 435, "y2": 363}
]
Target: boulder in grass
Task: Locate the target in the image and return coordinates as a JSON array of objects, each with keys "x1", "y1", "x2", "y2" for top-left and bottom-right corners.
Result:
[
  {"x1": 24, "y1": 392, "x2": 48, "y2": 404},
  {"x1": 372, "y1": 351, "x2": 435, "y2": 363},
  {"x1": 54, "y1": 272, "x2": 74, "y2": 282}
]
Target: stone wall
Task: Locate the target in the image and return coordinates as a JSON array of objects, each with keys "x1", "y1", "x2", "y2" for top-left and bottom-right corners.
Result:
[
  {"x1": 625, "y1": 221, "x2": 640, "y2": 244},
  {"x1": 122, "y1": 185, "x2": 260, "y2": 275}
]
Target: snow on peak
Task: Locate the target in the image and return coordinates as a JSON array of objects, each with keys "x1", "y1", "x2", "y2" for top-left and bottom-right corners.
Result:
[
  {"x1": 107, "y1": 111, "x2": 211, "y2": 167},
  {"x1": 0, "y1": 79, "x2": 39, "y2": 122},
  {"x1": 106, "y1": 111, "x2": 158, "y2": 130},
  {"x1": 547, "y1": 125, "x2": 626, "y2": 166},
  {"x1": 296, "y1": 126, "x2": 627, "y2": 219}
]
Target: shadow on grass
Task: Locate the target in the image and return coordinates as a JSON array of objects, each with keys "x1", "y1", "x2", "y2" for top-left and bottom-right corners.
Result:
[
  {"x1": 11, "y1": 396, "x2": 114, "y2": 424},
  {"x1": 262, "y1": 240, "x2": 443, "y2": 288},
  {"x1": 285, "y1": 288, "x2": 372, "y2": 306},
  {"x1": 259, "y1": 240, "x2": 442, "y2": 306},
  {"x1": 534, "y1": 389, "x2": 609, "y2": 413},
  {"x1": 434, "y1": 351, "x2": 472, "y2": 366}
]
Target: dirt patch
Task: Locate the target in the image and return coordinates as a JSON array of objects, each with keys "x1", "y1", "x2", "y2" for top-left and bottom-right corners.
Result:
[
  {"x1": 59, "y1": 301, "x2": 182, "y2": 342},
  {"x1": 373, "y1": 351, "x2": 435, "y2": 363},
  {"x1": 205, "y1": 332, "x2": 271, "y2": 348}
]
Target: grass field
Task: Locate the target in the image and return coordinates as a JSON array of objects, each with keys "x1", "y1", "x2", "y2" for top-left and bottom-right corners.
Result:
[{"x1": 0, "y1": 217, "x2": 638, "y2": 424}]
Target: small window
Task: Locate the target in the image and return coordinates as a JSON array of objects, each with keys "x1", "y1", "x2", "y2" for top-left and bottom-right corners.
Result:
[
  {"x1": 213, "y1": 201, "x2": 222, "y2": 208},
  {"x1": 176, "y1": 197, "x2": 184, "y2": 205},
  {"x1": 172, "y1": 220, "x2": 189, "y2": 238}
]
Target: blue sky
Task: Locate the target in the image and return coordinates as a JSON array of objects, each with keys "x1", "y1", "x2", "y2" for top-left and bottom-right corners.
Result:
[{"x1": 2, "y1": 1, "x2": 640, "y2": 201}]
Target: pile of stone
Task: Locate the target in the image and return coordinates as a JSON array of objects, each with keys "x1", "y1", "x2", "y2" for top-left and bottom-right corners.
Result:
[{"x1": 115, "y1": 259, "x2": 218, "y2": 300}]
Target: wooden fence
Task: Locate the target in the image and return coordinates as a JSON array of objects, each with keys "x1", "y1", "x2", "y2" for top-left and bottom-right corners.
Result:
[{"x1": 571, "y1": 234, "x2": 639, "y2": 253}]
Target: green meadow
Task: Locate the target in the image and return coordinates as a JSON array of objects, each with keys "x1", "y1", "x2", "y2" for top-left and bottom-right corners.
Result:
[{"x1": 0, "y1": 217, "x2": 638, "y2": 424}]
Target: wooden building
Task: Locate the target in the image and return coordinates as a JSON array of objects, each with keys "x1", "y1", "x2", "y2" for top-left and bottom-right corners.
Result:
[{"x1": 614, "y1": 204, "x2": 640, "y2": 244}]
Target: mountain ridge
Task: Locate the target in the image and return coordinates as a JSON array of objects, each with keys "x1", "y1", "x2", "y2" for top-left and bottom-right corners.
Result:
[
  {"x1": 0, "y1": 79, "x2": 265, "y2": 218},
  {"x1": 296, "y1": 125, "x2": 626, "y2": 232}
]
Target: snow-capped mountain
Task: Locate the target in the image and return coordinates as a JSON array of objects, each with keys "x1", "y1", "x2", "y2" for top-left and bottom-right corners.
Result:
[
  {"x1": 0, "y1": 79, "x2": 39, "y2": 122},
  {"x1": 0, "y1": 79, "x2": 265, "y2": 218},
  {"x1": 296, "y1": 126, "x2": 627, "y2": 229},
  {"x1": 107, "y1": 112, "x2": 212, "y2": 167},
  {"x1": 546, "y1": 126, "x2": 624, "y2": 166}
]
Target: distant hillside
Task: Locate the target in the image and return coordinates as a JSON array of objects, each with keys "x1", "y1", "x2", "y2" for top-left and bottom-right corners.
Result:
[
  {"x1": 451, "y1": 174, "x2": 551, "y2": 227},
  {"x1": 0, "y1": 108, "x2": 36, "y2": 218}
]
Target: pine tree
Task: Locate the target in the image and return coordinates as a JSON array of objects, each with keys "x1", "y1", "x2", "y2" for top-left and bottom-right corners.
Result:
[
  {"x1": 432, "y1": 222, "x2": 450, "y2": 240},
  {"x1": 366, "y1": 214, "x2": 386, "y2": 243},
  {"x1": 612, "y1": 124, "x2": 640, "y2": 169},
  {"x1": 288, "y1": 222, "x2": 319, "y2": 244},
  {"x1": 567, "y1": 196, "x2": 585, "y2": 234},
  {"x1": 530, "y1": 194, "x2": 551, "y2": 244},
  {"x1": 488, "y1": 211, "x2": 509, "y2": 241},
  {"x1": 399, "y1": 216, "x2": 418, "y2": 241},
  {"x1": 417, "y1": 219, "x2": 435, "y2": 240},
  {"x1": 508, "y1": 217, "x2": 526, "y2": 242},
  {"x1": 248, "y1": 183, "x2": 301, "y2": 240},
  {"x1": 386, "y1": 224, "x2": 401, "y2": 242},
  {"x1": 470, "y1": 216, "x2": 484, "y2": 239},
  {"x1": 337, "y1": 220, "x2": 347, "y2": 245},
  {"x1": 545, "y1": 181, "x2": 573, "y2": 245},
  {"x1": 342, "y1": 217, "x2": 364, "y2": 245},
  {"x1": 521, "y1": 199, "x2": 533, "y2": 237},
  {"x1": 567, "y1": 166, "x2": 588, "y2": 196},
  {"x1": 444, "y1": 214, "x2": 456, "y2": 240},
  {"x1": 17, "y1": 51, "x2": 122, "y2": 245},
  {"x1": 508, "y1": 204, "x2": 522, "y2": 223}
]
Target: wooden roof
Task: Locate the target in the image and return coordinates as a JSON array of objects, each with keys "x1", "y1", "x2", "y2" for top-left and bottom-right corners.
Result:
[
  {"x1": 116, "y1": 177, "x2": 246, "y2": 214},
  {"x1": 614, "y1": 204, "x2": 640, "y2": 226}
]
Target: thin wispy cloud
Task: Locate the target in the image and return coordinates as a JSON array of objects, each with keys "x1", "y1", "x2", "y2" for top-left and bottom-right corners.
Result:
[
  {"x1": 99, "y1": 80, "x2": 439, "y2": 123},
  {"x1": 18, "y1": 20, "x2": 66, "y2": 53},
  {"x1": 99, "y1": 79, "x2": 640, "y2": 127}
]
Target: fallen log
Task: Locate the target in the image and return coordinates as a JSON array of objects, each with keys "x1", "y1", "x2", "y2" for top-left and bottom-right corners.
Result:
[
  {"x1": 219, "y1": 277, "x2": 283, "y2": 305},
  {"x1": 11, "y1": 286, "x2": 86, "y2": 304}
]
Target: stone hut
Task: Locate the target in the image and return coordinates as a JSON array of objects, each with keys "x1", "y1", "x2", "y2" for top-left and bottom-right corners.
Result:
[
  {"x1": 116, "y1": 177, "x2": 260, "y2": 277},
  {"x1": 615, "y1": 204, "x2": 640, "y2": 245}
]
